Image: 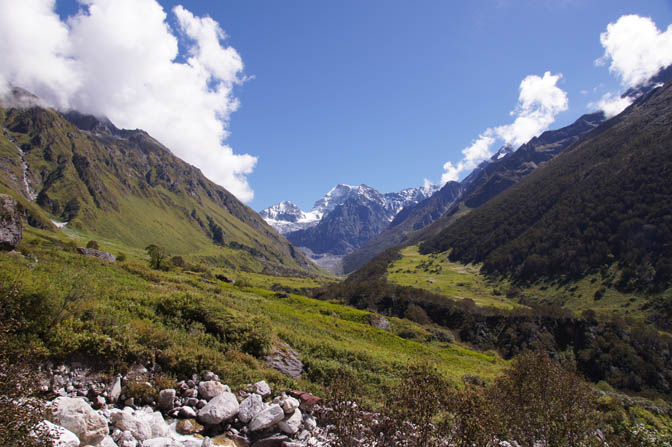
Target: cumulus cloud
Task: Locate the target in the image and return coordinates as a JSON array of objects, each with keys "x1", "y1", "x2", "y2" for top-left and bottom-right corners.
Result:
[
  {"x1": 597, "y1": 15, "x2": 672, "y2": 88},
  {"x1": 441, "y1": 72, "x2": 568, "y2": 184},
  {"x1": 589, "y1": 92, "x2": 633, "y2": 119},
  {"x1": 0, "y1": 0, "x2": 256, "y2": 202}
]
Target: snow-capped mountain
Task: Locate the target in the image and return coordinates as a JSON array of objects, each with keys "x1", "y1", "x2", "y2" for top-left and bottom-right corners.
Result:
[
  {"x1": 260, "y1": 183, "x2": 440, "y2": 272},
  {"x1": 260, "y1": 183, "x2": 439, "y2": 235},
  {"x1": 258, "y1": 201, "x2": 322, "y2": 234}
]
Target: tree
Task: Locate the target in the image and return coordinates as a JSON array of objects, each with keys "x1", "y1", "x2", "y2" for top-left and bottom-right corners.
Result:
[{"x1": 145, "y1": 244, "x2": 167, "y2": 270}]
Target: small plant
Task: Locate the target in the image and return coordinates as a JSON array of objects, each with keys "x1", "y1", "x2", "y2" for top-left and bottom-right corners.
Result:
[
  {"x1": 116, "y1": 252, "x2": 127, "y2": 262},
  {"x1": 125, "y1": 381, "x2": 156, "y2": 403},
  {"x1": 86, "y1": 240, "x2": 100, "y2": 250}
]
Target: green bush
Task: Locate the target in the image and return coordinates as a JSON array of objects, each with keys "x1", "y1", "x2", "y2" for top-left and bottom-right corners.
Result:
[{"x1": 86, "y1": 240, "x2": 99, "y2": 250}]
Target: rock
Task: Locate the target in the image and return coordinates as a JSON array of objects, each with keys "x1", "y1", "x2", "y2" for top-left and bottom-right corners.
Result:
[
  {"x1": 176, "y1": 418, "x2": 204, "y2": 435},
  {"x1": 197, "y1": 391, "x2": 239, "y2": 425},
  {"x1": 208, "y1": 436, "x2": 237, "y2": 447},
  {"x1": 0, "y1": 194, "x2": 23, "y2": 251},
  {"x1": 215, "y1": 274, "x2": 235, "y2": 284},
  {"x1": 99, "y1": 435, "x2": 118, "y2": 447},
  {"x1": 77, "y1": 247, "x2": 116, "y2": 261},
  {"x1": 289, "y1": 391, "x2": 321, "y2": 413},
  {"x1": 249, "y1": 404, "x2": 285, "y2": 432},
  {"x1": 109, "y1": 376, "x2": 122, "y2": 403},
  {"x1": 157, "y1": 389, "x2": 176, "y2": 411},
  {"x1": 93, "y1": 395, "x2": 106, "y2": 409},
  {"x1": 100, "y1": 436, "x2": 119, "y2": 447},
  {"x1": 302, "y1": 414, "x2": 316, "y2": 432},
  {"x1": 142, "y1": 438, "x2": 182, "y2": 447},
  {"x1": 254, "y1": 381, "x2": 272, "y2": 398},
  {"x1": 178, "y1": 406, "x2": 198, "y2": 419},
  {"x1": 117, "y1": 431, "x2": 138, "y2": 447},
  {"x1": 238, "y1": 394, "x2": 264, "y2": 424},
  {"x1": 39, "y1": 420, "x2": 80, "y2": 447},
  {"x1": 279, "y1": 397, "x2": 299, "y2": 414},
  {"x1": 51, "y1": 397, "x2": 109, "y2": 446},
  {"x1": 198, "y1": 381, "x2": 229, "y2": 400},
  {"x1": 278, "y1": 409, "x2": 302, "y2": 435},
  {"x1": 110, "y1": 410, "x2": 152, "y2": 442},
  {"x1": 250, "y1": 435, "x2": 289, "y2": 447},
  {"x1": 264, "y1": 342, "x2": 303, "y2": 379},
  {"x1": 282, "y1": 442, "x2": 305, "y2": 447},
  {"x1": 141, "y1": 411, "x2": 170, "y2": 438},
  {"x1": 369, "y1": 314, "x2": 390, "y2": 330},
  {"x1": 202, "y1": 371, "x2": 219, "y2": 382}
]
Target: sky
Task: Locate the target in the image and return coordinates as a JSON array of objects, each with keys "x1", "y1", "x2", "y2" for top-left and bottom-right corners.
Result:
[{"x1": 1, "y1": 1, "x2": 671, "y2": 211}]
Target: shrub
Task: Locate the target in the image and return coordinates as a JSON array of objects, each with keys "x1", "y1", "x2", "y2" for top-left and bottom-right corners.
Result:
[
  {"x1": 0, "y1": 277, "x2": 55, "y2": 447},
  {"x1": 404, "y1": 304, "x2": 432, "y2": 325},
  {"x1": 86, "y1": 240, "x2": 99, "y2": 250},
  {"x1": 489, "y1": 351, "x2": 601, "y2": 447}
]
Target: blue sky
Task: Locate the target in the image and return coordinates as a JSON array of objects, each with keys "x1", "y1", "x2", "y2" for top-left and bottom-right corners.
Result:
[{"x1": 16, "y1": 1, "x2": 672, "y2": 210}]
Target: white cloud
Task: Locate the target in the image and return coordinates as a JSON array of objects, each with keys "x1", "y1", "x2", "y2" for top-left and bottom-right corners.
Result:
[
  {"x1": 0, "y1": 0, "x2": 256, "y2": 202},
  {"x1": 441, "y1": 72, "x2": 568, "y2": 183},
  {"x1": 597, "y1": 15, "x2": 672, "y2": 88},
  {"x1": 589, "y1": 92, "x2": 633, "y2": 119}
]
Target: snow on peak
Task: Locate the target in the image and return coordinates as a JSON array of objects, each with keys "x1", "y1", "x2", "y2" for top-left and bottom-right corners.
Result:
[{"x1": 261, "y1": 182, "x2": 440, "y2": 233}]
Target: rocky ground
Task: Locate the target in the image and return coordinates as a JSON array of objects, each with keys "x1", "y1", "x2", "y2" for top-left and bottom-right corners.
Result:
[{"x1": 41, "y1": 363, "x2": 328, "y2": 447}]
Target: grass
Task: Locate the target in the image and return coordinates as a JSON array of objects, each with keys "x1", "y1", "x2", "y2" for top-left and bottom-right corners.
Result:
[
  {"x1": 1, "y1": 226, "x2": 505, "y2": 408},
  {"x1": 387, "y1": 246, "x2": 520, "y2": 310}
]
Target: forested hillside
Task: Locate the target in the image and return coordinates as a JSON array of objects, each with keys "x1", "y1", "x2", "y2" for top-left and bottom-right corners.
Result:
[{"x1": 420, "y1": 81, "x2": 672, "y2": 291}]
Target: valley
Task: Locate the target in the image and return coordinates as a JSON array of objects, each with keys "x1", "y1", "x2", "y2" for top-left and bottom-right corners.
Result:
[{"x1": 2, "y1": 11, "x2": 672, "y2": 444}]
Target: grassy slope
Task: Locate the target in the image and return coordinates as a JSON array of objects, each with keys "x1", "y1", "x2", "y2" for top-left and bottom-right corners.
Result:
[
  {"x1": 0, "y1": 105, "x2": 317, "y2": 275},
  {"x1": 386, "y1": 246, "x2": 672, "y2": 335},
  {"x1": 1, "y1": 226, "x2": 504, "y2": 406},
  {"x1": 387, "y1": 246, "x2": 518, "y2": 310}
]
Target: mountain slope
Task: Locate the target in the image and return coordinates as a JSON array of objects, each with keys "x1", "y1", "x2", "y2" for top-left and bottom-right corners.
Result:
[
  {"x1": 0, "y1": 89, "x2": 316, "y2": 275},
  {"x1": 342, "y1": 181, "x2": 463, "y2": 273},
  {"x1": 420, "y1": 81, "x2": 672, "y2": 290},
  {"x1": 342, "y1": 110, "x2": 612, "y2": 274},
  {"x1": 286, "y1": 194, "x2": 391, "y2": 256}
]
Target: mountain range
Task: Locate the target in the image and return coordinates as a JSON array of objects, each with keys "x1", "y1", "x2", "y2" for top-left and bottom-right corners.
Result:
[{"x1": 260, "y1": 183, "x2": 438, "y2": 271}]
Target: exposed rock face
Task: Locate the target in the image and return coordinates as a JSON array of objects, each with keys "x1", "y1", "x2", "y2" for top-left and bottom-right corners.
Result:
[
  {"x1": 264, "y1": 342, "x2": 303, "y2": 378},
  {"x1": 51, "y1": 397, "x2": 109, "y2": 446},
  {"x1": 77, "y1": 247, "x2": 117, "y2": 261},
  {"x1": 0, "y1": 194, "x2": 23, "y2": 250}
]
